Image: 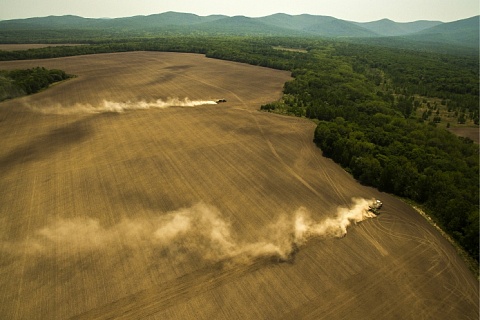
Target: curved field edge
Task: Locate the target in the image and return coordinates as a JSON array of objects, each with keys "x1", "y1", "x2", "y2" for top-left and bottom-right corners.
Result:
[{"x1": 410, "y1": 203, "x2": 479, "y2": 277}]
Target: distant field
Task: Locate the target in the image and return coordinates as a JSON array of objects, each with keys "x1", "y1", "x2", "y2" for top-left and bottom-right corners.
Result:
[
  {"x1": 0, "y1": 44, "x2": 86, "y2": 51},
  {"x1": 413, "y1": 95, "x2": 479, "y2": 143},
  {"x1": 272, "y1": 46, "x2": 308, "y2": 53},
  {"x1": 0, "y1": 52, "x2": 477, "y2": 319},
  {"x1": 448, "y1": 127, "x2": 479, "y2": 143}
]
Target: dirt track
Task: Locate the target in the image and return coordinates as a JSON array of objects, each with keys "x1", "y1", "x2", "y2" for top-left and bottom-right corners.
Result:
[{"x1": 0, "y1": 52, "x2": 478, "y2": 319}]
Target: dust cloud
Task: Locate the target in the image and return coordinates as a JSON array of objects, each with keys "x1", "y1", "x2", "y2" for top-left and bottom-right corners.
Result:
[
  {"x1": 28, "y1": 98, "x2": 218, "y2": 114},
  {"x1": 2, "y1": 198, "x2": 377, "y2": 264}
]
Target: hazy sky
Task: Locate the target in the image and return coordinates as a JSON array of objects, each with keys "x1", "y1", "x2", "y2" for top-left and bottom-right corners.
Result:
[{"x1": 1, "y1": 0, "x2": 478, "y2": 22}]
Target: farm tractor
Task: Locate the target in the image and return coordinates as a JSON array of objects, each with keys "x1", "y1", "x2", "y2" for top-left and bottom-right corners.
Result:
[{"x1": 368, "y1": 199, "x2": 383, "y2": 214}]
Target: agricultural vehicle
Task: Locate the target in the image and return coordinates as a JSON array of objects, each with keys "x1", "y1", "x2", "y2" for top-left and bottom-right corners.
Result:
[{"x1": 369, "y1": 200, "x2": 383, "y2": 214}]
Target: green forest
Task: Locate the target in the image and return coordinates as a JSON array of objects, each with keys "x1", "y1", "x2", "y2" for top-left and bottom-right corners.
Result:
[{"x1": 0, "y1": 35, "x2": 478, "y2": 263}]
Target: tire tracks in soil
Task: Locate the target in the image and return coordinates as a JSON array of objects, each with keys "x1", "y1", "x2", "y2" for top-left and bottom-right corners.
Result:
[
  {"x1": 70, "y1": 258, "x2": 274, "y2": 320},
  {"x1": 176, "y1": 71, "x2": 324, "y2": 198}
]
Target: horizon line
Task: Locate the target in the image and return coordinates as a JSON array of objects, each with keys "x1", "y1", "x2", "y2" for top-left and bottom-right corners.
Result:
[{"x1": 1, "y1": 11, "x2": 479, "y2": 24}]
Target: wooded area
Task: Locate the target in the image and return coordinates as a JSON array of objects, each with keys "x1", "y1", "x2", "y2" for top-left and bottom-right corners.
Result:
[{"x1": 0, "y1": 67, "x2": 71, "y2": 101}]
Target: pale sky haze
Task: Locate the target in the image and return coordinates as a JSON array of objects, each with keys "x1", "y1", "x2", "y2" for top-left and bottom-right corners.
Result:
[{"x1": 1, "y1": 0, "x2": 478, "y2": 22}]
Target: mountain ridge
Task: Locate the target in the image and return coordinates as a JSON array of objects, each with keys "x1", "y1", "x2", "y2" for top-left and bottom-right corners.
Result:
[
  {"x1": 355, "y1": 19, "x2": 443, "y2": 36},
  {"x1": 0, "y1": 12, "x2": 477, "y2": 47}
]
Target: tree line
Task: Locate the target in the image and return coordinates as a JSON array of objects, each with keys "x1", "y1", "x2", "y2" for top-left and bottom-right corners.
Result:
[{"x1": 314, "y1": 117, "x2": 478, "y2": 261}]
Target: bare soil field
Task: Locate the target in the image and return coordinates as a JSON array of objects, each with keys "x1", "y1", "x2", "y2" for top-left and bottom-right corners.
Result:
[
  {"x1": 448, "y1": 126, "x2": 479, "y2": 143},
  {"x1": 0, "y1": 52, "x2": 478, "y2": 319},
  {"x1": 0, "y1": 44, "x2": 86, "y2": 51}
]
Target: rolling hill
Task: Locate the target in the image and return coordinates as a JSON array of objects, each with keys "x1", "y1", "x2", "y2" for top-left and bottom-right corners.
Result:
[
  {"x1": 404, "y1": 15, "x2": 480, "y2": 48},
  {"x1": 0, "y1": 11, "x2": 478, "y2": 44},
  {"x1": 192, "y1": 15, "x2": 300, "y2": 36},
  {"x1": 355, "y1": 19, "x2": 442, "y2": 36}
]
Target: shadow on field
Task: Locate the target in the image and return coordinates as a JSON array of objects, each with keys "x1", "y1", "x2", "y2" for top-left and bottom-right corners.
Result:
[
  {"x1": 0, "y1": 116, "x2": 95, "y2": 174},
  {"x1": 147, "y1": 65, "x2": 193, "y2": 85},
  {"x1": 162, "y1": 64, "x2": 192, "y2": 71}
]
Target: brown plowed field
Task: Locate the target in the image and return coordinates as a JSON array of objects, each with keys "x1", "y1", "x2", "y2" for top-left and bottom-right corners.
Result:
[
  {"x1": 448, "y1": 127, "x2": 479, "y2": 144},
  {"x1": 0, "y1": 52, "x2": 478, "y2": 319}
]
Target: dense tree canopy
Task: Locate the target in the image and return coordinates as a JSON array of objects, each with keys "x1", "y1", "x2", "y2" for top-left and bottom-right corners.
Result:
[{"x1": 0, "y1": 67, "x2": 71, "y2": 101}]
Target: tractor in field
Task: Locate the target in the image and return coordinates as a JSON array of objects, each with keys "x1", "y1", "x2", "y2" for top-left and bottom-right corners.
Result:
[{"x1": 368, "y1": 199, "x2": 383, "y2": 214}]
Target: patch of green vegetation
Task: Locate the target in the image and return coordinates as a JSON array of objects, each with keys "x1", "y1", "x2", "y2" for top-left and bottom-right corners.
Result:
[{"x1": 0, "y1": 67, "x2": 72, "y2": 101}]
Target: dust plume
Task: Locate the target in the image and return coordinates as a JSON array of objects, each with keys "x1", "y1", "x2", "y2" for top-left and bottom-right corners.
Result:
[
  {"x1": 2, "y1": 198, "x2": 377, "y2": 264},
  {"x1": 28, "y1": 98, "x2": 218, "y2": 114}
]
